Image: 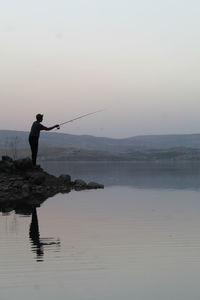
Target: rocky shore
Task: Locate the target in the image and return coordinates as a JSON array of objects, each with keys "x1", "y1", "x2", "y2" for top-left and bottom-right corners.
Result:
[{"x1": 0, "y1": 156, "x2": 104, "y2": 213}]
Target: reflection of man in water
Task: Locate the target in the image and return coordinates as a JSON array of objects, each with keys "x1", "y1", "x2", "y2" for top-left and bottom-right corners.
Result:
[
  {"x1": 29, "y1": 114, "x2": 59, "y2": 165},
  {"x1": 29, "y1": 207, "x2": 61, "y2": 262},
  {"x1": 29, "y1": 207, "x2": 44, "y2": 261}
]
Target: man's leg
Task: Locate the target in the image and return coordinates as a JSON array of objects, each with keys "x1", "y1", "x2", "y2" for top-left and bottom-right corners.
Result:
[{"x1": 29, "y1": 136, "x2": 39, "y2": 165}]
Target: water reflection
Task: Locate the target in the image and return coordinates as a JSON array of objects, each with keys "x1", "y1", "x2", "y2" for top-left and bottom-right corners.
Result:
[
  {"x1": 0, "y1": 196, "x2": 61, "y2": 262},
  {"x1": 29, "y1": 207, "x2": 60, "y2": 262},
  {"x1": 29, "y1": 207, "x2": 44, "y2": 260}
]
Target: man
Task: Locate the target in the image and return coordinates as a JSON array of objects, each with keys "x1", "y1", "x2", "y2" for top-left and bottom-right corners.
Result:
[{"x1": 29, "y1": 114, "x2": 59, "y2": 165}]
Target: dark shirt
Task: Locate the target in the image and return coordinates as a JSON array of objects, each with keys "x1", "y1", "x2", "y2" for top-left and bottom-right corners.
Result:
[{"x1": 29, "y1": 121, "x2": 46, "y2": 137}]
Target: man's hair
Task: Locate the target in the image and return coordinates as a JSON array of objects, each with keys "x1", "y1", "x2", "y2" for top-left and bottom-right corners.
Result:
[{"x1": 36, "y1": 114, "x2": 43, "y2": 121}]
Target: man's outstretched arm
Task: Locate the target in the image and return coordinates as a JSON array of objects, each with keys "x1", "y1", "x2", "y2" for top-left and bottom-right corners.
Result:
[{"x1": 42, "y1": 125, "x2": 60, "y2": 131}]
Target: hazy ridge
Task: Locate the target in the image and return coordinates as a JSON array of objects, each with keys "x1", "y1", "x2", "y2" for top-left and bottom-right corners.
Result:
[
  {"x1": 1, "y1": 130, "x2": 200, "y2": 161},
  {"x1": 1, "y1": 130, "x2": 200, "y2": 150}
]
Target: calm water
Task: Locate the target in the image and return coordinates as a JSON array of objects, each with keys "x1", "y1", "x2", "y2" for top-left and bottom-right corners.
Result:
[{"x1": 1, "y1": 162, "x2": 200, "y2": 300}]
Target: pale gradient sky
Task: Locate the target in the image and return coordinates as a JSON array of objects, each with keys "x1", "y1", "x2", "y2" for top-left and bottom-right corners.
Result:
[{"x1": 1, "y1": 0, "x2": 200, "y2": 138}]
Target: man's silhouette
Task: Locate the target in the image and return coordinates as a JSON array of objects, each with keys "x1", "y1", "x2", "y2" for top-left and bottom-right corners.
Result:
[{"x1": 29, "y1": 114, "x2": 59, "y2": 165}]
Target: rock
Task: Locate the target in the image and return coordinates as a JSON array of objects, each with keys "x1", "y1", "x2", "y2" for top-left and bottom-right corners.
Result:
[
  {"x1": 0, "y1": 156, "x2": 104, "y2": 212},
  {"x1": 14, "y1": 158, "x2": 33, "y2": 170},
  {"x1": 34, "y1": 164, "x2": 43, "y2": 170},
  {"x1": 0, "y1": 161, "x2": 13, "y2": 172},
  {"x1": 87, "y1": 182, "x2": 104, "y2": 189},
  {"x1": 0, "y1": 162, "x2": 6, "y2": 172},
  {"x1": 22, "y1": 184, "x2": 30, "y2": 193},
  {"x1": 74, "y1": 179, "x2": 87, "y2": 189},
  {"x1": 22, "y1": 184, "x2": 31, "y2": 197},
  {"x1": 58, "y1": 174, "x2": 71, "y2": 185},
  {"x1": 12, "y1": 180, "x2": 23, "y2": 189},
  {"x1": 0, "y1": 186, "x2": 10, "y2": 192},
  {"x1": 2, "y1": 156, "x2": 13, "y2": 162},
  {"x1": 29, "y1": 173, "x2": 46, "y2": 185},
  {"x1": 34, "y1": 185, "x2": 44, "y2": 194},
  {"x1": 60, "y1": 186, "x2": 71, "y2": 193}
]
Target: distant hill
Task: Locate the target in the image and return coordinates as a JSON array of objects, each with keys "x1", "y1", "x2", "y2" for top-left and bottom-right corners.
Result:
[
  {"x1": 1, "y1": 130, "x2": 200, "y2": 152},
  {"x1": 1, "y1": 130, "x2": 200, "y2": 161}
]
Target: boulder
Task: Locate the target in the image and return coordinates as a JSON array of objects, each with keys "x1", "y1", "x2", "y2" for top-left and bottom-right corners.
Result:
[
  {"x1": 29, "y1": 173, "x2": 46, "y2": 185},
  {"x1": 0, "y1": 160, "x2": 14, "y2": 172},
  {"x1": 58, "y1": 174, "x2": 71, "y2": 185},
  {"x1": 2, "y1": 156, "x2": 13, "y2": 162},
  {"x1": 14, "y1": 158, "x2": 33, "y2": 170},
  {"x1": 87, "y1": 182, "x2": 104, "y2": 189},
  {"x1": 33, "y1": 185, "x2": 44, "y2": 194},
  {"x1": 12, "y1": 180, "x2": 24, "y2": 189},
  {"x1": 74, "y1": 179, "x2": 87, "y2": 189},
  {"x1": 22, "y1": 184, "x2": 31, "y2": 197}
]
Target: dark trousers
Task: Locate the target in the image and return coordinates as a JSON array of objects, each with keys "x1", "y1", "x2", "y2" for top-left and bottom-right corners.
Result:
[{"x1": 29, "y1": 136, "x2": 39, "y2": 165}]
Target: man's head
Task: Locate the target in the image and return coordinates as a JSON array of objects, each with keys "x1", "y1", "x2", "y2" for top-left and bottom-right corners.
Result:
[{"x1": 36, "y1": 114, "x2": 43, "y2": 122}]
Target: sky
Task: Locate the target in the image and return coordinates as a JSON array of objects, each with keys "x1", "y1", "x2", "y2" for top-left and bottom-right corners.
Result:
[{"x1": 1, "y1": 0, "x2": 200, "y2": 138}]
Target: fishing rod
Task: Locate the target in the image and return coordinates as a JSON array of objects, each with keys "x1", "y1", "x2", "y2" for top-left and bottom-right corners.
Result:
[{"x1": 57, "y1": 109, "x2": 104, "y2": 129}]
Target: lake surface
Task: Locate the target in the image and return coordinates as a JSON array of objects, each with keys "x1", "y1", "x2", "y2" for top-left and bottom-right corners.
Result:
[{"x1": 1, "y1": 162, "x2": 200, "y2": 300}]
